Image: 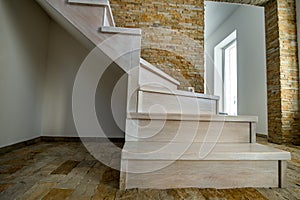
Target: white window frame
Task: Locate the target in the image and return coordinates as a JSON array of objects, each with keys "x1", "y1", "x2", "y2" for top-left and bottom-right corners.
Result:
[{"x1": 214, "y1": 30, "x2": 237, "y2": 114}]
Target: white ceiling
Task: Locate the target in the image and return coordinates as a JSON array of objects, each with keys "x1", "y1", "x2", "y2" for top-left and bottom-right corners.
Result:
[{"x1": 205, "y1": 2, "x2": 240, "y2": 38}]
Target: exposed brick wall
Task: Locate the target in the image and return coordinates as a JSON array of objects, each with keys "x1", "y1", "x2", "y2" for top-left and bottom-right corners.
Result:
[
  {"x1": 263, "y1": 0, "x2": 299, "y2": 144},
  {"x1": 264, "y1": 0, "x2": 283, "y2": 143},
  {"x1": 110, "y1": 0, "x2": 204, "y2": 92},
  {"x1": 276, "y1": 0, "x2": 299, "y2": 144}
]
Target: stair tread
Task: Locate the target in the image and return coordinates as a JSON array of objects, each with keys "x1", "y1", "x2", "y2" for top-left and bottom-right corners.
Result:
[
  {"x1": 128, "y1": 112, "x2": 258, "y2": 122},
  {"x1": 140, "y1": 85, "x2": 219, "y2": 100},
  {"x1": 122, "y1": 142, "x2": 291, "y2": 160},
  {"x1": 68, "y1": 0, "x2": 108, "y2": 6},
  {"x1": 100, "y1": 26, "x2": 142, "y2": 35}
]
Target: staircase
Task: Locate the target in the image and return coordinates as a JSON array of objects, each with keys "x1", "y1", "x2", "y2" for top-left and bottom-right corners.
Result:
[{"x1": 36, "y1": 0, "x2": 291, "y2": 190}]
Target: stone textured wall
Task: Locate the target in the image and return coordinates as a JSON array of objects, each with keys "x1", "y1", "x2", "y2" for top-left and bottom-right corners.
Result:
[
  {"x1": 264, "y1": 0, "x2": 283, "y2": 143},
  {"x1": 264, "y1": 0, "x2": 299, "y2": 144},
  {"x1": 110, "y1": 0, "x2": 204, "y2": 92},
  {"x1": 276, "y1": 0, "x2": 299, "y2": 144}
]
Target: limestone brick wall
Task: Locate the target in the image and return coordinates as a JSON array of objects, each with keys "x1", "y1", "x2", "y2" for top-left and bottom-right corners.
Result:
[
  {"x1": 263, "y1": 0, "x2": 299, "y2": 144},
  {"x1": 276, "y1": 0, "x2": 299, "y2": 144},
  {"x1": 110, "y1": 0, "x2": 204, "y2": 92},
  {"x1": 264, "y1": 0, "x2": 283, "y2": 143}
]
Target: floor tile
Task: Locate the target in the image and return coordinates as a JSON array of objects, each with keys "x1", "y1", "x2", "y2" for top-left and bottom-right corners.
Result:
[
  {"x1": 51, "y1": 160, "x2": 80, "y2": 175},
  {"x1": 42, "y1": 188, "x2": 74, "y2": 200}
]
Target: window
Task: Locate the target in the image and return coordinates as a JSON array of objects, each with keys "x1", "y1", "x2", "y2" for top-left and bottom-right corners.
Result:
[{"x1": 214, "y1": 30, "x2": 237, "y2": 115}]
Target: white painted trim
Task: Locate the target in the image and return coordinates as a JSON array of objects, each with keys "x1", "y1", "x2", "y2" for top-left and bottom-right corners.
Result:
[{"x1": 214, "y1": 30, "x2": 237, "y2": 112}]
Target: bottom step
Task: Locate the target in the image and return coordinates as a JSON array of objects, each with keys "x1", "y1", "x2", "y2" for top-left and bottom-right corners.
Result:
[{"x1": 120, "y1": 142, "x2": 290, "y2": 190}]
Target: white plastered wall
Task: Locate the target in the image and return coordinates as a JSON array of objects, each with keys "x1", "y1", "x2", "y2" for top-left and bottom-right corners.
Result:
[
  {"x1": 0, "y1": 0, "x2": 50, "y2": 147},
  {"x1": 0, "y1": 0, "x2": 127, "y2": 147},
  {"x1": 205, "y1": 4, "x2": 268, "y2": 134}
]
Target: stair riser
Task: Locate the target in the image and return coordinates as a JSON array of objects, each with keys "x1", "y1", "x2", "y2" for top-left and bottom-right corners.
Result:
[
  {"x1": 126, "y1": 119, "x2": 254, "y2": 143},
  {"x1": 121, "y1": 160, "x2": 283, "y2": 190},
  {"x1": 139, "y1": 67, "x2": 178, "y2": 90},
  {"x1": 138, "y1": 91, "x2": 218, "y2": 115}
]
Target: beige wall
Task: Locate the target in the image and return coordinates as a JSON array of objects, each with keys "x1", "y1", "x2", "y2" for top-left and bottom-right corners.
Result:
[
  {"x1": 41, "y1": 21, "x2": 127, "y2": 138},
  {"x1": 41, "y1": 21, "x2": 89, "y2": 137},
  {"x1": 0, "y1": 0, "x2": 50, "y2": 147}
]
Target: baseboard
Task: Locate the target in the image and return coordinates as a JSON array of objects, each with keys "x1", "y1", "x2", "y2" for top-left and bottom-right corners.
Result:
[
  {"x1": 41, "y1": 136, "x2": 125, "y2": 143},
  {"x1": 256, "y1": 133, "x2": 268, "y2": 139},
  {"x1": 0, "y1": 136, "x2": 125, "y2": 155},
  {"x1": 41, "y1": 136, "x2": 81, "y2": 142},
  {"x1": 0, "y1": 137, "x2": 41, "y2": 155}
]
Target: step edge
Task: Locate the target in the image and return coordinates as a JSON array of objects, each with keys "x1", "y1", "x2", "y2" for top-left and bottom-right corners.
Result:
[
  {"x1": 140, "y1": 85, "x2": 220, "y2": 100},
  {"x1": 99, "y1": 26, "x2": 142, "y2": 35},
  {"x1": 127, "y1": 113, "x2": 258, "y2": 122},
  {"x1": 122, "y1": 151, "x2": 291, "y2": 161},
  {"x1": 122, "y1": 142, "x2": 291, "y2": 160},
  {"x1": 121, "y1": 155, "x2": 291, "y2": 161},
  {"x1": 68, "y1": 0, "x2": 109, "y2": 6}
]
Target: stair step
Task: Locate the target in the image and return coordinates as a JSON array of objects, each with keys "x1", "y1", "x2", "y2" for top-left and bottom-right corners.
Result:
[
  {"x1": 121, "y1": 160, "x2": 286, "y2": 189},
  {"x1": 139, "y1": 59, "x2": 180, "y2": 90},
  {"x1": 126, "y1": 119, "x2": 254, "y2": 143},
  {"x1": 68, "y1": 0, "x2": 109, "y2": 6},
  {"x1": 127, "y1": 114, "x2": 258, "y2": 143},
  {"x1": 122, "y1": 142, "x2": 290, "y2": 161},
  {"x1": 100, "y1": 26, "x2": 142, "y2": 35},
  {"x1": 120, "y1": 142, "x2": 290, "y2": 189},
  {"x1": 137, "y1": 85, "x2": 219, "y2": 115},
  {"x1": 140, "y1": 85, "x2": 219, "y2": 100},
  {"x1": 128, "y1": 112, "x2": 257, "y2": 122}
]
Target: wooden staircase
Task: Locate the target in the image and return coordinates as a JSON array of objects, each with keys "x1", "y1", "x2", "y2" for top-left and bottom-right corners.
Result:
[{"x1": 36, "y1": 0, "x2": 291, "y2": 190}]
